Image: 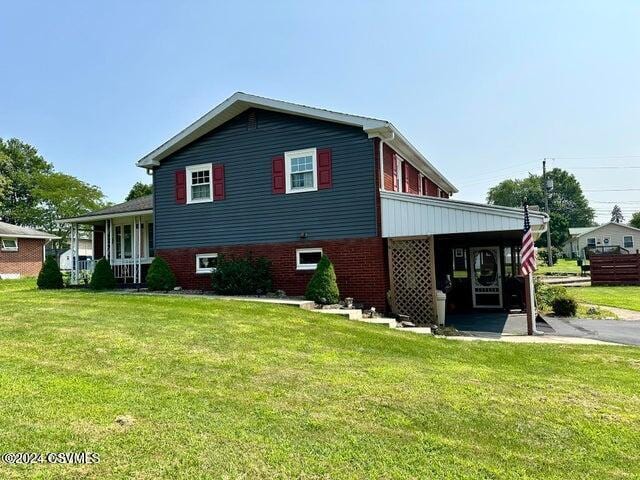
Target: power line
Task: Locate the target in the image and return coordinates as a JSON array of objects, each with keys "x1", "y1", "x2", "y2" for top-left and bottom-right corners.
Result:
[{"x1": 583, "y1": 188, "x2": 640, "y2": 192}]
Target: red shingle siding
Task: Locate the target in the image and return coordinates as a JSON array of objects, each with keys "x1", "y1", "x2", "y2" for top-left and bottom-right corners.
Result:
[
  {"x1": 382, "y1": 144, "x2": 396, "y2": 191},
  {"x1": 0, "y1": 238, "x2": 45, "y2": 277},
  {"x1": 156, "y1": 237, "x2": 389, "y2": 310},
  {"x1": 382, "y1": 143, "x2": 442, "y2": 196},
  {"x1": 405, "y1": 163, "x2": 420, "y2": 195}
]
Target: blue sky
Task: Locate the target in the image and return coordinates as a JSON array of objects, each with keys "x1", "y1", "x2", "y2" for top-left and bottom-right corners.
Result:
[{"x1": 1, "y1": 0, "x2": 638, "y2": 223}]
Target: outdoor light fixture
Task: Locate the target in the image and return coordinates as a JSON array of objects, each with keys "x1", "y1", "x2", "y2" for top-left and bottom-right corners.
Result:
[{"x1": 299, "y1": 232, "x2": 308, "y2": 239}]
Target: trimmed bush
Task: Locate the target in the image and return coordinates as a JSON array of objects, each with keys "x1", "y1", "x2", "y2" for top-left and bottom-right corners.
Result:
[
  {"x1": 211, "y1": 254, "x2": 273, "y2": 295},
  {"x1": 89, "y1": 258, "x2": 117, "y2": 290},
  {"x1": 305, "y1": 255, "x2": 340, "y2": 304},
  {"x1": 534, "y1": 280, "x2": 568, "y2": 311},
  {"x1": 37, "y1": 256, "x2": 64, "y2": 289},
  {"x1": 146, "y1": 257, "x2": 177, "y2": 291},
  {"x1": 552, "y1": 294, "x2": 578, "y2": 317}
]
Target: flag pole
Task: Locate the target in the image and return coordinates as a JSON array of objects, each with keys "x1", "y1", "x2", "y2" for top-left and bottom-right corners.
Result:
[{"x1": 525, "y1": 272, "x2": 534, "y2": 335}]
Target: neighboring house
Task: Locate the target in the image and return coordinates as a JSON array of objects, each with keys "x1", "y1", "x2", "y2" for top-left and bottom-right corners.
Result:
[
  {"x1": 0, "y1": 221, "x2": 58, "y2": 279},
  {"x1": 58, "y1": 236, "x2": 93, "y2": 270},
  {"x1": 59, "y1": 92, "x2": 547, "y2": 323},
  {"x1": 563, "y1": 222, "x2": 640, "y2": 259}
]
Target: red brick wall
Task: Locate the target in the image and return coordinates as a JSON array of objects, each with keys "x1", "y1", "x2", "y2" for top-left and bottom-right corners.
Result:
[
  {"x1": 0, "y1": 238, "x2": 46, "y2": 277},
  {"x1": 156, "y1": 237, "x2": 389, "y2": 310}
]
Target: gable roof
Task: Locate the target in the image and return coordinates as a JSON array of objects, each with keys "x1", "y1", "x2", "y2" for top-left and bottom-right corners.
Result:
[
  {"x1": 0, "y1": 221, "x2": 58, "y2": 239},
  {"x1": 568, "y1": 222, "x2": 640, "y2": 239},
  {"x1": 135, "y1": 92, "x2": 458, "y2": 193},
  {"x1": 58, "y1": 195, "x2": 153, "y2": 223}
]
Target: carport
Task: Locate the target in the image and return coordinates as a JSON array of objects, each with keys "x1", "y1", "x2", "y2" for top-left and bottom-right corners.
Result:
[{"x1": 380, "y1": 191, "x2": 548, "y2": 325}]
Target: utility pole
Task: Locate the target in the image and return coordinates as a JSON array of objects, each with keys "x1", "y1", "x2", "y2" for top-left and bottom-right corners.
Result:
[{"x1": 543, "y1": 159, "x2": 553, "y2": 266}]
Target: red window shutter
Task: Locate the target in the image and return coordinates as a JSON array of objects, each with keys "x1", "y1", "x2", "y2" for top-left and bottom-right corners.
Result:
[
  {"x1": 317, "y1": 148, "x2": 332, "y2": 189},
  {"x1": 391, "y1": 155, "x2": 398, "y2": 192},
  {"x1": 175, "y1": 170, "x2": 186, "y2": 204},
  {"x1": 272, "y1": 155, "x2": 285, "y2": 194},
  {"x1": 212, "y1": 164, "x2": 225, "y2": 200},
  {"x1": 402, "y1": 161, "x2": 410, "y2": 193},
  {"x1": 422, "y1": 176, "x2": 428, "y2": 196}
]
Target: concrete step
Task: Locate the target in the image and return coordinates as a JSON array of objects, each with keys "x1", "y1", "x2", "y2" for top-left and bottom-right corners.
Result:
[
  {"x1": 358, "y1": 317, "x2": 397, "y2": 328},
  {"x1": 309, "y1": 308, "x2": 363, "y2": 320}
]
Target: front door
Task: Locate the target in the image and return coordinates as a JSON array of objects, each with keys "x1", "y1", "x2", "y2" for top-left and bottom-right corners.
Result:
[{"x1": 470, "y1": 247, "x2": 503, "y2": 308}]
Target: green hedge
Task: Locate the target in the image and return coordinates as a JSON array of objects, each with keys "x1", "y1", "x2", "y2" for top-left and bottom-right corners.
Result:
[
  {"x1": 211, "y1": 254, "x2": 272, "y2": 295},
  {"x1": 146, "y1": 257, "x2": 177, "y2": 291},
  {"x1": 305, "y1": 255, "x2": 340, "y2": 304},
  {"x1": 90, "y1": 258, "x2": 117, "y2": 290},
  {"x1": 37, "y1": 256, "x2": 64, "y2": 289}
]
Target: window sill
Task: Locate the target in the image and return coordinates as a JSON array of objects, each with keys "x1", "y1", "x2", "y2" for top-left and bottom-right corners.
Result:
[
  {"x1": 286, "y1": 187, "x2": 317, "y2": 195},
  {"x1": 1, "y1": 249, "x2": 18, "y2": 252},
  {"x1": 296, "y1": 266, "x2": 318, "y2": 271},
  {"x1": 187, "y1": 198, "x2": 213, "y2": 205}
]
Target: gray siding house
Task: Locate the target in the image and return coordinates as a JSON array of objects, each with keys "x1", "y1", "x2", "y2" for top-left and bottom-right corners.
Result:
[{"x1": 563, "y1": 222, "x2": 640, "y2": 259}]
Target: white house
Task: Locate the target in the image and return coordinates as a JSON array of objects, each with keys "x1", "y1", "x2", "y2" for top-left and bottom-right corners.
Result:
[{"x1": 563, "y1": 222, "x2": 639, "y2": 259}]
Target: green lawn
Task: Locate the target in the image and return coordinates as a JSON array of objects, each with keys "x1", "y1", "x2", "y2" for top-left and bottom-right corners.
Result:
[
  {"x1": 536, "y1": 258, "x2": 582, "y2": 275},
  {"x1": 1, "y1": 280, "x2": 639, "y2": 479},
  {"x1": 570, "y1": 286, "x2": 640, "y2": 312}
]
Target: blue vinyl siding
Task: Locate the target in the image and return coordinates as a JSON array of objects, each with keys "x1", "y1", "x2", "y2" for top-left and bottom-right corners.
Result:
[{"x1": 154, "y1": 109, "x2": 377, "y2": 248}]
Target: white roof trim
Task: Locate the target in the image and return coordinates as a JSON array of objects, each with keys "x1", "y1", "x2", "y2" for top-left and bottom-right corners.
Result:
[
  {"x1": 135, "y1": 92, "x2": 457, "y2": 193},
  {"x1": 0, "y1": 233, "x2": 60, "y2": 240},
  {"x1": 380, "y1": 190, "x2": 548, "y2": 238},
  {"x1": 57, "y1": 209, "x2": 153, "y2": 224},
  {"x1": 569, "y1": 221, "x2": 640, "y2": 238}
]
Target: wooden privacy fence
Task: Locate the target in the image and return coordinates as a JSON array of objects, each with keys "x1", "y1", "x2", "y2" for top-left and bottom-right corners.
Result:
[
  {"x1": 590, "y1": 253, "x2": 640, "y2": 285},
  {"x1": 388, "y1": 237, "x2": 437, "y2": 325}
]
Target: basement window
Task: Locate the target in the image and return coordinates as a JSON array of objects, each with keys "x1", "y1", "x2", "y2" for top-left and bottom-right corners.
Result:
[
  {"x1": 196, "y1": 253, "x2": 218, "y2": 274},
  {"x1": 296, "y1": 248, "x2": 323, "y2": 270},
  {"x1": 1, "y1": 238, "x2": 18, "y2": 251}
]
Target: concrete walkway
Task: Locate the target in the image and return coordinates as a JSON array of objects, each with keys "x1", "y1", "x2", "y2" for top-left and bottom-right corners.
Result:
[{"x1": 581, "y1": 303, "x2": 640, "y2": 321}]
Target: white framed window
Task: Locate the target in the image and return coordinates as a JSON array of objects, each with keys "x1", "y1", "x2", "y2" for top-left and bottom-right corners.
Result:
[
  {"x1": 187, "y1": 164, "x2": 213, "y2": 204},
  {"x1": 1, "y1": 238, "x2": 18, "y2": 251},
  {"x1": 296, "y1": 248, "x2": 323, "y2": 270},
  {"x1": 196, "y1": 253, "x2": 218, "y2": 274},
  {"x1": 285, "y1": 148, "x2": 317, "y2": 194},
  {"x1": 623, "y1": 235, "x2": 634, "y2": 248},
  {"x1": 586, "y1": 237, "x2": 596, "y2": 247}
]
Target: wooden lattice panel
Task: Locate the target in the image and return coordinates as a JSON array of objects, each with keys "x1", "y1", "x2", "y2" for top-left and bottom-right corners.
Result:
[{"x1": 388, "y1": 237, "x2": 437, "y2": 325}]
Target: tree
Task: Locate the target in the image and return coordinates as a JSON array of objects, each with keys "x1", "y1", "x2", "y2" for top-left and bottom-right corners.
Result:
[
  {"x1": 125, "y1": 182, "x2": 153, "y2": 201},
  {"x1": 0, "y1": 138, "x2": 53, "y2": 225},
  {"x1": 630, "y1": 211, "x2": 640, "y2": 229},
  {"x1": 487, "y1": 168, "x2": 595, "y2": 248},
  {"x1": 305, "y1": 255, "x2": 340, "y2": 304},
  {"x1": 33, "y1": 172, "x2": 107, "y2": 255},
  {"x1": 610, "y1": 205, "x2": 624, "y2": 223},
  {"x1": 0, "y1": 138, "x2": 108, "y2": 256}
]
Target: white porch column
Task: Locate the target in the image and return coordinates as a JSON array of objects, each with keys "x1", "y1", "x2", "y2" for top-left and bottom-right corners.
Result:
[{"x1": 71, "y1": 223, "x2": 79, "y2": 285}]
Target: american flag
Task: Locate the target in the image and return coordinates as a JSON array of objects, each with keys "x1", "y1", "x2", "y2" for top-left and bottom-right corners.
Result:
[{"x1": 520, "y1": 203, "x2": 537, "y2": 276}]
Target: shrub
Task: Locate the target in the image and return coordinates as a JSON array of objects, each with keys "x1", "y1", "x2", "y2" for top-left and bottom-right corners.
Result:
[
  {"x1": 534, "y1": 280, "x2": 568, "y2": 311},
  {"x1": 146, "y1": 257, "x2": 177, "y2": 291},
  {"x1": 211, "y1": 254, "x2": 273, "y2": 295},
  {"x1": 305, "y1": 255, "x2": 340, "y2": 304},
  {"x1": 537, "y1": 247, "x2": 562, "y2": 265},
  {"x1": 552, "y1": 294, "x2": 578, "y2": 317},
  {"x1": 37, "y1": 256, "x2": 64, "y2": 289},
  {"x1": 89, "y1": 258, "x2": 117, "y2": 290}
]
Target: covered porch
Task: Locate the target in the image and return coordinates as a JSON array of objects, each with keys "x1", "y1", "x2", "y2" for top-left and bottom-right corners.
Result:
[
  {"x1": 380, "y1": 191, "x2": 548, "y2": 325},
  {"x1": 58, "y1": 195, "x2": 154, "y2": 286}
]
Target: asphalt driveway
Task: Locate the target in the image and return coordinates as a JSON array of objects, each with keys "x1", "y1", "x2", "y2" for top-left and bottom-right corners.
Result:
[
  {"x1": 543, "y1": 317, "x2": 640, "y2": 346},
  {"x1": 447, "y1": 312, "x2": 640, "y2": 346}
]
